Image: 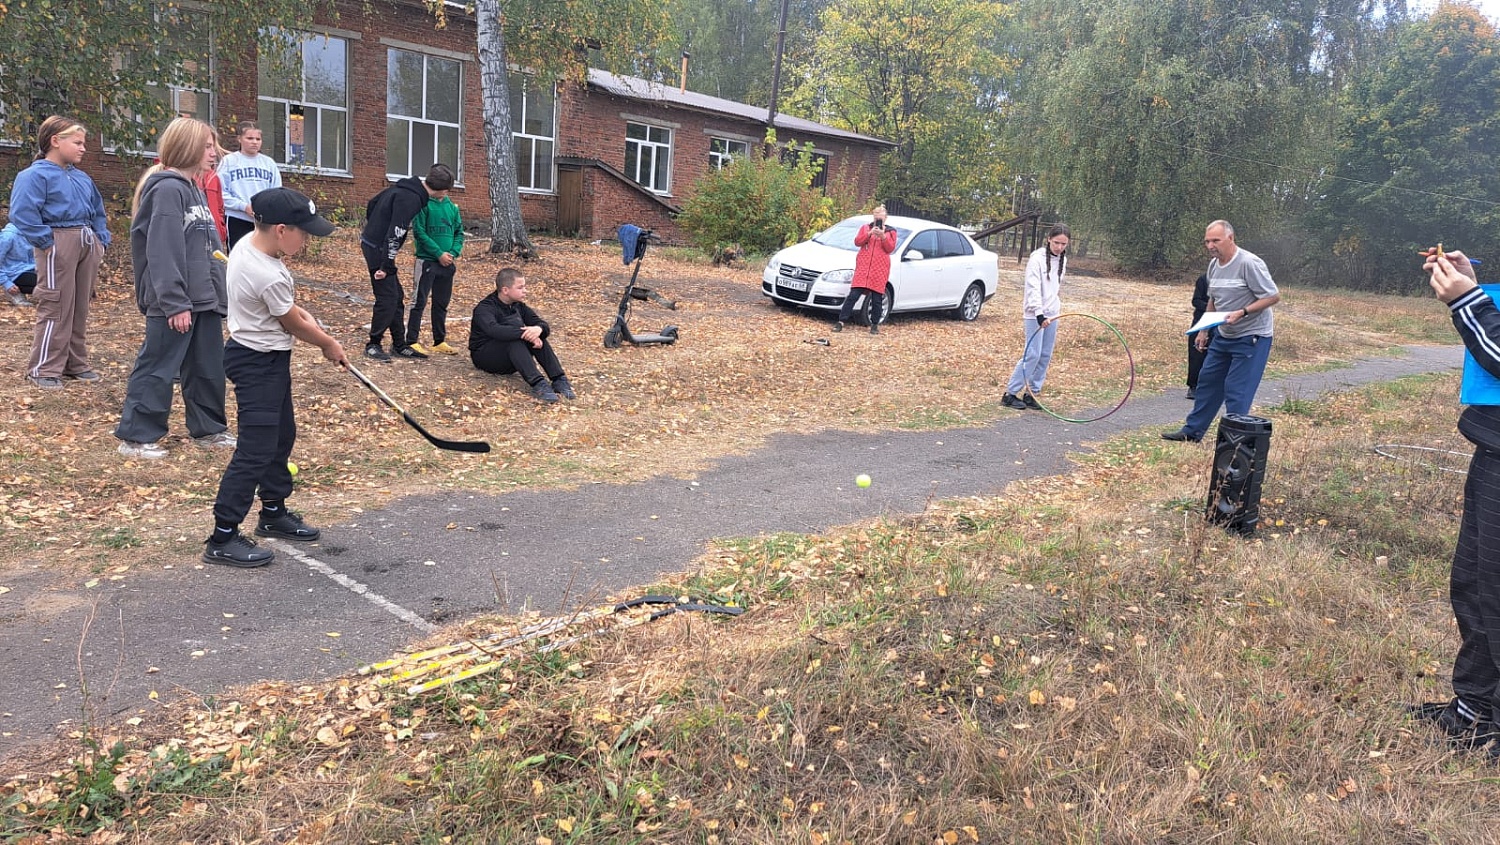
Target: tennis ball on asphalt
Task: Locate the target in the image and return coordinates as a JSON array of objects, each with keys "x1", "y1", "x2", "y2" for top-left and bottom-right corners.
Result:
[
  {"x1": 856, "y1": 473, "x2": 872, "y2": 488},
  {"x1": 287, "y1": 461, "x2": 299, "y2": 477}
]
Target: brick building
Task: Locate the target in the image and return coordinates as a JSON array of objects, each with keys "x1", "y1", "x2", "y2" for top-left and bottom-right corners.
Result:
[{"x1": 63, "y1": 0, "x2": 891, "y2": 242}]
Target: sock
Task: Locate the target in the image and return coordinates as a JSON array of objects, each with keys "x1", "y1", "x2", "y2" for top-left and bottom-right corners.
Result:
[
  {"x1": 261, "y1": 500, "x2": 286, "y2": 519},
  {"x1": 211, "y1": 523, "x2": 237, "y2": 545}
]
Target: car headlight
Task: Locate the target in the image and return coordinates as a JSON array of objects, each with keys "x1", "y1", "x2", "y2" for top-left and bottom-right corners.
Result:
[
  {"x1": 766, "y1": 259, "x2": 781, "y2": 276},
  {"x1": 822, "y1": 269, "x2": 854, "y2": 284}
]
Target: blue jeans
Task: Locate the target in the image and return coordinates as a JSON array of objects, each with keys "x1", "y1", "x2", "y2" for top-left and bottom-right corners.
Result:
[
  {"x1": 1007, "y1": 318, "x2": 1057, "y2": 395},
  {"x1": 1182, "y1": 333, "x2": 1273, "y2": 438}
]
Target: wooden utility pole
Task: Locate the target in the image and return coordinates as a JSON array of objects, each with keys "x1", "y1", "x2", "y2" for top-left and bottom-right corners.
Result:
[{"x1": 766, "y1": 0, "x2": 792, "y2": 127}]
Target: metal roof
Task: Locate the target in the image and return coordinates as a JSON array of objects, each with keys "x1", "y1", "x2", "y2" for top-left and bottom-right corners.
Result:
[{"x1": 587, "y1": 68, "x2": 896, "y2": 149}]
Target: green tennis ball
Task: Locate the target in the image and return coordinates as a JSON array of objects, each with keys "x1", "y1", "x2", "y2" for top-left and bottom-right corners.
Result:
[
  {"x1": 856, "y1": 474, "x2": 871, "y2": 488},
  {"x1": 287, "y1": 461, "x2": 299, "y2": 477}
]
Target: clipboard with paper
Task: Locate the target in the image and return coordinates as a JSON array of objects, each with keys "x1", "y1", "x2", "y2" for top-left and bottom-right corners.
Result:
[{"x1": 1185, "y1": 311, "x2": 1235, "y2": 335}]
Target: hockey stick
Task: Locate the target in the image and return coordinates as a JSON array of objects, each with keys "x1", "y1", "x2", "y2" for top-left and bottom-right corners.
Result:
[
  {"x1": 406, "y1": 599, "x2": 743, "y2": 696},
  {"x1": 344, "y1": 362, "x2": 491, "y2": 453}
]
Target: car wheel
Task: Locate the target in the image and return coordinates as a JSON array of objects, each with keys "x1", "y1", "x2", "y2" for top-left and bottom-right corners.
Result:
[
  {"x1": 861, "y1": 286, "x2": 893, "y2": 326},
  {"x1": 953, "y1": 283, "x2": 984, "y2": 321}
]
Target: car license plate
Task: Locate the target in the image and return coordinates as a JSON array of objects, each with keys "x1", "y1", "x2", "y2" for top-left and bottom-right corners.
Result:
[{"x1": 780, "y1": 279, "x2": 809, "y2": 292}]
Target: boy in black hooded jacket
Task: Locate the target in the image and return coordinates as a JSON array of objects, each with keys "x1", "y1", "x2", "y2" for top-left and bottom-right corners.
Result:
[{"x1": 359, "y1": 164, "x2": 445, "y2": 361}]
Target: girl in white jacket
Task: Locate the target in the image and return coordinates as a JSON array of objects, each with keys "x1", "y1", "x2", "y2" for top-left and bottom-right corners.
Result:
[{"x1": 1002, "y1": 224, "x2": 1071, "y2": 410}]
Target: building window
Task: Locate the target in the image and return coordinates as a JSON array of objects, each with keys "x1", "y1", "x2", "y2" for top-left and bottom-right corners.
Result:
[
  {"x1": 104, "y1": 9, "x2": 214, "y2": 154},
  {"x1": 509, "y1": 71, "x2": 555, "y2": 192},
  {"x1": 808, "y1": 152, "x2": 830, "y2": 192},
  {"x1": 625, "y1": 122, "x2": 671, "y2": 193},
  {"x1": 257, "y1": 31, "x2": 349, "y2": 173},
  {"x1": 709, "y1": 137, "x2": 748, "y2": 170},
  {"x1": 387, "y1": 48, "x2": 462, "y2": 182}
]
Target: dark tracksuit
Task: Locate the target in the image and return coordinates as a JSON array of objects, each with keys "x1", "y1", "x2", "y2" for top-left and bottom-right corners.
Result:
[
  {"x1": 359, "y1": 176, "x2": 428, "y2": 350},
  {"x1": 115, "y1": 170, "x2": 230, "y2": 444},
  {"x1": 469, "y1": 291, "x2": 565, "y2": 386},
  {"x1": 1187, "y1": 273, "x2": 1209, "y2": 389},
  {"x1": 1445, "y1": 287, "x2": 1500, "y2": 726}
]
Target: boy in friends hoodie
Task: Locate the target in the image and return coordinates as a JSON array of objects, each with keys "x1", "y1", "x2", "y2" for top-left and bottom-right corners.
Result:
[{"x1": 360, "y1": 164, "x2": 445, "y2": 361}]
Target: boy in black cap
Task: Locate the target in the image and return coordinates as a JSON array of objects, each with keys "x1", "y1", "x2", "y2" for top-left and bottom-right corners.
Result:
[{"x1": 204, "y1": 187, "x2": 346, "y2": 567}]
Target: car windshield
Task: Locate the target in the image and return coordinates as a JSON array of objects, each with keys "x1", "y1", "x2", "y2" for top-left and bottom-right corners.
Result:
[{"x1": 811, "y1": 218, "x2": 909, "y2": 251}]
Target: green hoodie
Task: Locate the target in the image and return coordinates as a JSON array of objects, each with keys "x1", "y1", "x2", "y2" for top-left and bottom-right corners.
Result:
[{"x1": 412, "y1": 196, "x2": 464, "y2": 261}]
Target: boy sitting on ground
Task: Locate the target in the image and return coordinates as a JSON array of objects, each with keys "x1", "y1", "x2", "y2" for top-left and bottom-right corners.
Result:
[{"x1": 469, "y1": 267, "x2": 574, "y2": 404}]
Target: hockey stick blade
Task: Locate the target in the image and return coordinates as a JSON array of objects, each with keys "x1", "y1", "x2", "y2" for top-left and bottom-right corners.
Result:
[{"x1": 345, "y1": 363, "x2": 491, "y2": 453}]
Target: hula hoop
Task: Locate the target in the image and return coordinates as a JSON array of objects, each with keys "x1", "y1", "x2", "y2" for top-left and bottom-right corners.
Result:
[
  {"x1": 1372, "y1": 444, "x2": 1470, "y2": 475},
  {"x1": 1018, "y1": 312, "x2": 1136, "y2": 423}
]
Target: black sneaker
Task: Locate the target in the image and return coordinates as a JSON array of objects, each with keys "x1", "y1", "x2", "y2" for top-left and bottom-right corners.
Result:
[
  {"x1": 551, "y1": 376, "x2": 576, "y2": 400},
  {"x1": 1410, "y1": 698, "x2": 1500, "y2": 749},
  {"x1": 255, "y1": 510, "x2": 321, "y2": 541},
  {"x1": 1001, "y1": 393, "x2": 1027, "y2": 410},
  {"x1": 869, "y1": 323, "x2": 880, "y2": 335},
  {"x1": 394, "y1": 345, "x2": 429, "y2": 360},
  {"x1": 1161, "y1": 428, "x2": 1202, "y2": 443},
  {"x1": 364, "y1": 343, "x2": 392, "y2": 362},
  {"x1": 1022, "y1": 393, "x2": 1042, "y2": 410},
  {"x1": 531, "y1": 380, "x2": 560, "y2": 404},
  {"x1": 202, "y1": 533, "x2": 274, "y2": 568}
]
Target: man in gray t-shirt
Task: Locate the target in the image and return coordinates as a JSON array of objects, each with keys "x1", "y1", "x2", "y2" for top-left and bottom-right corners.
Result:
[{"x1": 1163, "y1": 220, "x2": 1282, "y2": 442}]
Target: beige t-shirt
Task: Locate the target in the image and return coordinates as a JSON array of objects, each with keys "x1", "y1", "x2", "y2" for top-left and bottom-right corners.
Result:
[{"x1": 226, "y1": 242, "x2": 296, "y2": 352}]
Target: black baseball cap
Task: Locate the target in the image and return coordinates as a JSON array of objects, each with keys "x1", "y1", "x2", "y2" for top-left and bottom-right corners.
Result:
[{"x1": 251, "y1": 187, "x2": 335, "y2": 236}]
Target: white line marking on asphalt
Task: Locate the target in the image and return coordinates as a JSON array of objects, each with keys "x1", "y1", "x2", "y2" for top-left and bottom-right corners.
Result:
[{"x1": 270, "y1": 541, "x2": 438, "y2": 634}]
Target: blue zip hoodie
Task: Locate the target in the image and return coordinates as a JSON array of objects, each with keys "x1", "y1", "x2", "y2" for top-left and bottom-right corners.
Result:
[
  {"x1": 7, "y1": 159, "x2": 111, "y2": 250},
  {"x1": 0, "y1": 224, "x2": 36, "y2": 289}
]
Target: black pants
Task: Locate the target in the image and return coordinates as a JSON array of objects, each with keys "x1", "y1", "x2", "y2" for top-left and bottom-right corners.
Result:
[
  {"x1": 227, "y1": 217, "x2": 255, "y2": 251},
  {"x1": 11, "y1": 270, "x2": 36, "y2": 295},
  {"x1": 212, "y1": 341, "x2": 296, "y2": 528},
  {"x1": 1451, "y1": 445, "x2": 1500, "y2": 723},
  {"x1": 1187, "y1": 336, "x2": 1208, "y2": 388},
  {"x1": 408, "y1": 259, "x2": 455, "y2": 345},
  {"x1": 838, "y1": 288, "x2": 884, "y2": 323},
  {"x1": 363, "y1": 242, "x2": 406, "y2": 349},
  {"x1": 471, "y1": 338, "x2": 565, "y2": 386}
]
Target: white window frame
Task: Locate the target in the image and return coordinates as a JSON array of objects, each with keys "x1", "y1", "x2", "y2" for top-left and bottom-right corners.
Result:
[
  {"x1": 257, "y1": 30, "x2": 351, "y2": 175},
  {"x1": 386, "y1": 47, "x2": 463, "y2": 183},
  {"x1": 101, "y1": 11, "x2": 215, "y2": 155},
  {"x1": 625, "y1": 121, "x2": 672, "y2": 194},
  {"x1": 509, "y1": 71, "x2": 556, "y2": 194},
  {"x1": 709, "y1": 137, "x2": 749, "y2": 170}
]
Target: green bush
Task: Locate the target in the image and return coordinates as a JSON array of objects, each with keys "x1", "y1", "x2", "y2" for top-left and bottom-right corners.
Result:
[{"x1": 678, "y1": 132, "x2": 849, "y2": 256}]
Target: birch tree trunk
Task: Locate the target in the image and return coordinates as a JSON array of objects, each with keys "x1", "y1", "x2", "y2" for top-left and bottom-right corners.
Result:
[{"x1": 474, "y1": 0, "x2": 537, "y2": 258}]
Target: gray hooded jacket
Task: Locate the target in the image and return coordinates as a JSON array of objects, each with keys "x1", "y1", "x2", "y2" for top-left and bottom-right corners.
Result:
[{"x1": 130, "y1": 169, "x2": 227, "y2": 318}]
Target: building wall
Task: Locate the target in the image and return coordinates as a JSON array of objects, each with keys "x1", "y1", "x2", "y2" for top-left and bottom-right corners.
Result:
[{"x1": 45, "y1": 0, "x2": 886, "y2": 241}]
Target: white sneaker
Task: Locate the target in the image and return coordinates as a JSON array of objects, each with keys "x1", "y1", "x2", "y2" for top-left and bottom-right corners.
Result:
[
  {"x1": 193, "y1": 431, "x2": 237, "y2": 449},
  {"x1": 118, "y1": 440, "x2": 168, "y2": 460}
]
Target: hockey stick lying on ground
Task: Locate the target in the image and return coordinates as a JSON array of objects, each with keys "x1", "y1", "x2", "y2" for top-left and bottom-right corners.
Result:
[
  {"x1": 360, "y1": 596, "x2": 742, "y2": 695},
  {"x1": 344, "y1": 362, "x2": 491, "y2": 453}
]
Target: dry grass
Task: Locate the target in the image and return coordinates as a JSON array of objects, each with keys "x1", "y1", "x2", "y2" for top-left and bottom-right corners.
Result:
[{"x1": 0, "y1": 235, "x2": 1481, "y2": 843}]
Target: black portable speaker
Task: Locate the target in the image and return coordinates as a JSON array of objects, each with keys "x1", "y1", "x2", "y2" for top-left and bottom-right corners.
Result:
[{"x1": 1205, "y1": 414, "x2": 1272, "y2": 535}]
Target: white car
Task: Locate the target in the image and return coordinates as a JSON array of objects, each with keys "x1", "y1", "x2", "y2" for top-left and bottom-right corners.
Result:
[{"x1": 761, "y1": 215, "x2": 999, "y2": 324}]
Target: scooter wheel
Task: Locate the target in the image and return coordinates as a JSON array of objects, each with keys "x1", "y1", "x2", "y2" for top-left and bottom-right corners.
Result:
[
  {"x1": 661, "y1": 325, "x2": 679, "y2": 338},
  {"x1": 603, "y1": 328, "x2": 622, "y2": 349}
]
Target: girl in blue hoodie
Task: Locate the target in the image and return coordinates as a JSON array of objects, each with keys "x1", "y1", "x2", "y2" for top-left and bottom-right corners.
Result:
[
  {"x1": 8, "y1": 115, "x2": 110, "y2": 389},
  {"x1": 114, "y1": 118, "x2": 233, "y2": 460}
]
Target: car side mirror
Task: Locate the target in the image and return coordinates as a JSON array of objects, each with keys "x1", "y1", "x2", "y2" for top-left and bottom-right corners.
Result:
[{"x1": 904, "y1": 250, "x2": 925, "y2": 261}]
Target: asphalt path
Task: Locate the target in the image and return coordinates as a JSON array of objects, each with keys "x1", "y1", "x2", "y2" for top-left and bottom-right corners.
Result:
[{"x1": 0, "y1": 344, "x2": 1463, "y2": 762}]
